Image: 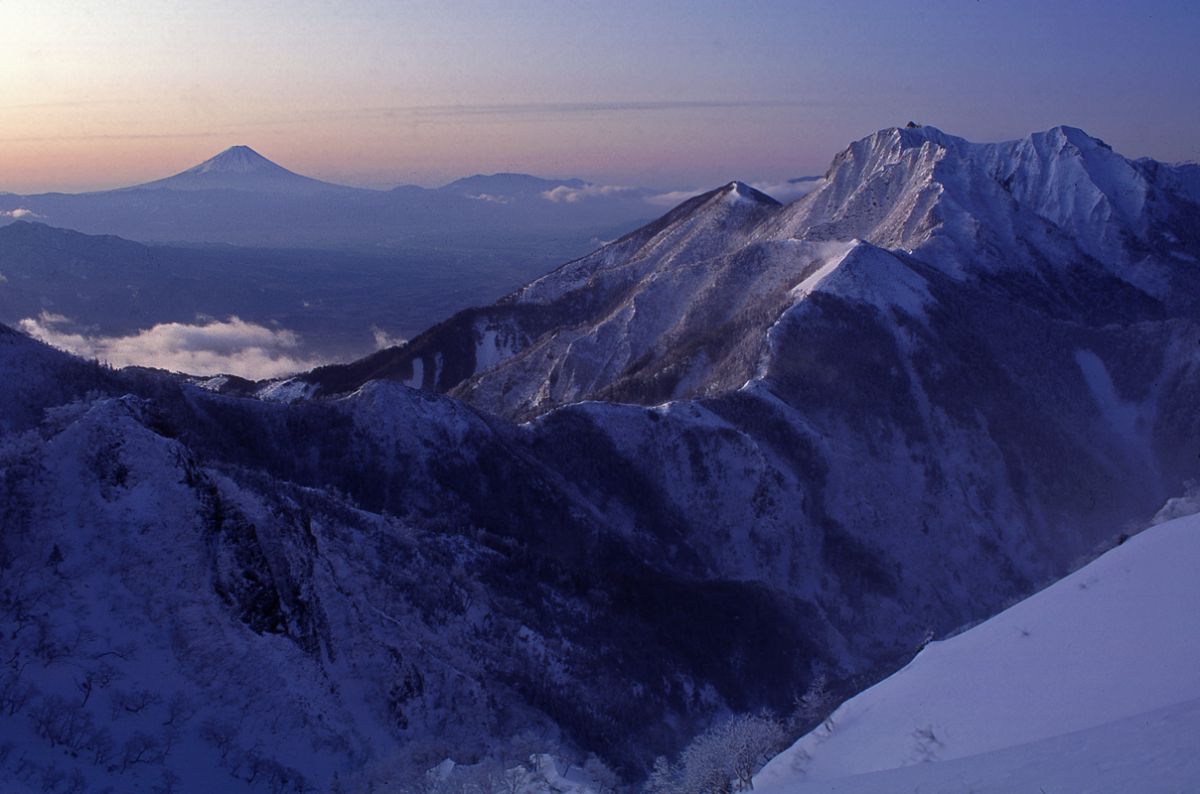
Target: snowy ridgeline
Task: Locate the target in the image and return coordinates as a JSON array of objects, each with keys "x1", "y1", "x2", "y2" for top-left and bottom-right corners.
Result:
[
  {"x1": 306, "y1": 122, "x2": 1200, "y2": 428},
  {"x1": 754, "y1": 509, "x2": 1200, "y2": 794}
]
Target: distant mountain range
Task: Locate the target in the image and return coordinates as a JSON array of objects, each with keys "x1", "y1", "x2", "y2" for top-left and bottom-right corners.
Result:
[
  {"x1": 2, "y1": 124, "x2": 1198, "y2": 792},
  {"x1": 0, "y1": 146, "x2": 699, "y2": 249}
]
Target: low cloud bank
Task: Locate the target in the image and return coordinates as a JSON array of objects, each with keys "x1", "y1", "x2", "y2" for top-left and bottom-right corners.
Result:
[
  {"x1": 1, "y1": 208, "x2": 41, "y2": 220},
  {"x1": 644, "y1": 189, "x2": 703, "y2": 207},
  {"x1": 466, "y1": 193, "x2": 512, "y2": 204},
  {"x1": 541, "y1": 184, "x2": 639, "y2": 203},
  {"x1": 18, "y1": 312, "x2": 322, "y2": 380},
  {"x1": 750, "y1": 178, "x2": 825, "y2": 203}
]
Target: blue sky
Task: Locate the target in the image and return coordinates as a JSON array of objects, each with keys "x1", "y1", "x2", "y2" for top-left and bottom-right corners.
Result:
[{"x1": 1, "y1": 0, "x2": 1197, "y2": 192}]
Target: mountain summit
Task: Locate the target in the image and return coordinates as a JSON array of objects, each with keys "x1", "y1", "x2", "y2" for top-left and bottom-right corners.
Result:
[
  {"x1": 131, "y1": 145, "x2": 361, "y2": 194},
  {"x1": 187, "y1": 145, "x2": 286, "y2": 175}
]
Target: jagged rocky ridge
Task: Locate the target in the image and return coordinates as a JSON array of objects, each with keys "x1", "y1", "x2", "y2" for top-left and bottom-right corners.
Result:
[{"x1": 3, "y1": 125, "x2": 1200, "y2": 791}]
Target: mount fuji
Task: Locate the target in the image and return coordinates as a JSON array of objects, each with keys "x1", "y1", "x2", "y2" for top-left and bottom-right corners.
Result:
[{"x1": 128, "y1": 145, "x2": 361, "y2": 195}]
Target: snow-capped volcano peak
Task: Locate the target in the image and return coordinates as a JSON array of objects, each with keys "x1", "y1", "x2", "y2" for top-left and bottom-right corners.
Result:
[
  {"x1": 130, "y1": 145, "x2": 359, "y2": 194},
  {"x1": 187, "y1": 145, "x2": 284, "y2": 175}
]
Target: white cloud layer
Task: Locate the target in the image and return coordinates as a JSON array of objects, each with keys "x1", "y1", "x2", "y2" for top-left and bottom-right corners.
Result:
[
  {"x1": 541, "y1": 184, "x2": 638, "y2": 203},
  {"x1": 18, "y1": 312, "x2": 322, "y2": 379},
  {"x1": 644, "y1": 189, "x2": 703, "y2": 207},
  {"x1": 466, "y1": 193, "x2": 511, "y2": 204},
  {"x1": 1, "y1": 207, "x2": 41, "y2": 219},
  {"x1": 749, "y1": 178, "x2": 825, "y2": 203}
]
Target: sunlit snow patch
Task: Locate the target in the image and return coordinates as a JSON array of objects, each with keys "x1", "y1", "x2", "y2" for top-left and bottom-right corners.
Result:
[{"x1": 257, "y1": 377, "x2": 317, "y2": 403}]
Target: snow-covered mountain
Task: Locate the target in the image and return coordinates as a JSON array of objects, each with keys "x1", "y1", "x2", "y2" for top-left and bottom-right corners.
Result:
[
  {"x1": 753, "y1": 508, "x2": 1200, "y2": 793},
  {"x1": 296, "y1": 125, "x2": 1200, "y2": 599},
  {"x1": 305, "y1": 125, "x2": 1200, "y2": 412},
  {"x1": 129, "y1": 145, "x2": 359, "y2": 195},
  {"x1": 0, "y1": 327, "x2": 838, "y2": 791},
  {"x1": 285, "y1": 124, "x2": 1200, "y2": 778},
  {"x1": 3, "y1": 124, "x2": 1199, "y2": 791}
]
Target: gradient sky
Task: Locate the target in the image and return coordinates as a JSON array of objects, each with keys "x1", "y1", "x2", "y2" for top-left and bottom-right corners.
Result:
[{"x1": 2, "y1": 0, "x2": 1198, "y2": 193}]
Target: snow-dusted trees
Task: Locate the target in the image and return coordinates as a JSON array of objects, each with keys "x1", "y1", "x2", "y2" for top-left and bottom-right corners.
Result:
[
  {"x1": 367, "y1": 749, "x2": 624, "y2": 794},
  {"x1": 644, "y1": 755, "x2": 674, "y2": 794},
  {"x1": 582, "y1": 753, "x2": 620, "y2": 794},
  {"x1": 792, "y1": 672, "x2": 835, "y2": 732},
  {"x1": 647, "y1": 712, "x2": 787, "y2": 793}
]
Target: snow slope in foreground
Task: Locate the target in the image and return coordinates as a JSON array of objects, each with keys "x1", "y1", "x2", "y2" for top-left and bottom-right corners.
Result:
[{"x1": 755, "y1": 511, "x2": 1200, "y2": 793}]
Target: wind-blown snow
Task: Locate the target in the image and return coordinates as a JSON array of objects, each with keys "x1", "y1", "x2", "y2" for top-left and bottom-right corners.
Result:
[{"x1": 755, "y1": 511, "x2": 1200, "y2": 792}]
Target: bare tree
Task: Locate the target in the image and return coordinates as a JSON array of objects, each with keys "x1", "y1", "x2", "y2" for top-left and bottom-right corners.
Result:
[
  {"x1": 724, "y1": 714, "x2": 785, "y2": 790},
  {"x1": 30, "y1": 694, "x2": 96, "y2": 754},
  {"x1": 121, "y1": 732, "x2": 167, "y2": 770},
  {"x1": 86, "y1": 726, "x2": 116, "y2": 766},
  {"x1": 496, "y1": 762, "x2": 531, "y2": 794},
  {"x1": 110, "y1": 687, "x2": 161, "y2": 719},
  {"x1": 0, "y1": 669, "x2": 35, "y2": 716},
  {"x1": 673, "y1": 712, "x2": 787, "y2": 793},
  {"x1": 200, "y1": 718, "x2": 238, "y2": 762}
]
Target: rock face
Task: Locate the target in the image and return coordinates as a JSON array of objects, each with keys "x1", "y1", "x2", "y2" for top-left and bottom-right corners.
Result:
[{"x1": 2, "y1": 126, "x2": 1200, "y2": 792}]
